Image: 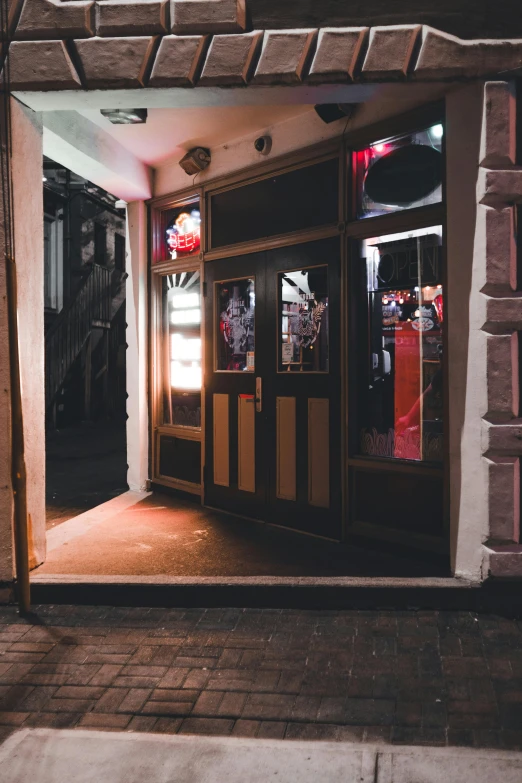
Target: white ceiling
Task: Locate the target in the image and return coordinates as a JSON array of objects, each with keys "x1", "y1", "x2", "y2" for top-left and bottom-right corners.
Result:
[{"x1": 78, "y1": 105, "x2": 313, "y2": 167}]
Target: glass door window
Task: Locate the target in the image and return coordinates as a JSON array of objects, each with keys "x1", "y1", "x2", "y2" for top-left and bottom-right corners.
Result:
[
  {"x1": 216, "y1": 278, "x2": 255, "y2": 372},
  {"x1": 279, "y1": 266, "x2": 329, "y2": 372}
]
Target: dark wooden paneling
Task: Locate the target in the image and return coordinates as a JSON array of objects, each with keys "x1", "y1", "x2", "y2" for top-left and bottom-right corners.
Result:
[
  {"x1": 351, "y1": 467, "x2": 444, "y2": 537},
  {"x1": 159, "y1": 435, "x2": 201, "y2": 485}
]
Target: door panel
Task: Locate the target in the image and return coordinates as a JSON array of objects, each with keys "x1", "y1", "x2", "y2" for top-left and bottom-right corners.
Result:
[
  {"x1": 264, "y1": 237, "x2": 342, "y2": 539},
  {"x1": 204, "y1": 252, "x2": 267, "y2": 519},
  {"x1": 204, "y1": 238, "x2": 342, "y2": 539}
]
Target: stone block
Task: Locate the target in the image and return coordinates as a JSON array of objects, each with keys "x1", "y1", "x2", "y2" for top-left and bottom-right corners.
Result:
[
  {"x1": 482, "y1": 419, "x2": 522, "y2": 457},
  {"x1": 480, "y1": 82, "x2": 517, "y2": 169},
  {"x1": 199, "y1": 30, "x2": 262, "y2": 86},
  {"x1": 252, "y1": 29, "x2": 317, "y2": 85},
  {"x1": 6, "y1": 0, "x2": 25, "y2": 37},
  {"x1": 487, "y1": 457, "x2": 520, "y2": 542},
  {"x1": 416, "y1": 27, "x2": 522, "y2": 79},
  {"x1": 8, "y1": 40, "x2": 82, "y2": 89},
  {"x1": 486, "y1": 333, "x2": 518, "y2": 419},
  {"x1": 482, "y1": 207, "x2": 517, "y2": 293},
  {"x1": 487, "y1": 547, "x2": 522, "y2": 577},
  {"x1": 148, "y1": 34, "x2": 208, "y2": 86},
  {"x1": 96, "y1": 0, "x2": 169, "y2": 37},
  {"x1": 480, "y1": 169, "x2": 522, "y2": 206},
  {"x1": 362, "y1": 24, "x2": 421, "y2": 80},
  {"x1": 308, "y1": 27, "x2": 368, "y2": 83},
  {"x1": 484, "y1": 297, "x2": 522, "y2": 331},
  {"x1": 171, "y1": 0, "x2": 246, "y2": 35},
  {"x1": 14, "y1": 0, "x2": 94, "y2": 41},
  {"x1": 75, "y1": 36, "x2": 157, "y2": 88}
]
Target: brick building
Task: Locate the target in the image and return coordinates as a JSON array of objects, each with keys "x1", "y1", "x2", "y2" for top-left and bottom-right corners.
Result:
[{"x1": 1, "y1": 0, "x2": 522, "y2": 592}]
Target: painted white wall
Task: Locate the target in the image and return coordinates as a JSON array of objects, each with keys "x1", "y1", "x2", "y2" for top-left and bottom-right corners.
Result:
[
  {"x1": 43, "y1": 111, "x2": 152, "y2": 202},
  {"x1": 446, "y1": 83, "x2": 488, "y2": 581},
  {"x1": 126, "y1": 201, "x2": 149, "y2": 492},
  {"x1": 0, "y1": 152, "x2": 14, "y2": 583}
]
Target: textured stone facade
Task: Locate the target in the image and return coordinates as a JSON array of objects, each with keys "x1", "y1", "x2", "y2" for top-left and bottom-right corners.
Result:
[
  {"x1": 479, "y1": 82, "x2": 522, "y2": 577},
  {"x1": 5, "y1": 12, "x2": 522, "y2": 91}
]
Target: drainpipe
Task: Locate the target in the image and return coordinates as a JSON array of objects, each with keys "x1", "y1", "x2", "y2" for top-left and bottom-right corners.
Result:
[{"x1": 5, "y1": 253, "x2": 31, "y2": 615}]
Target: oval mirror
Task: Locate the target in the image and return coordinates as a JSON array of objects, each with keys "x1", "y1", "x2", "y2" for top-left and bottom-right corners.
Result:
[{"x1": 364, "y1": 145, "x2": 442, "y2": 206}]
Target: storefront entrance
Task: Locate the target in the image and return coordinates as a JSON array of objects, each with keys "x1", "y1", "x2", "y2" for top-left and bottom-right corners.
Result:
[
  {"x1": 150, "y1": 108, "x2": 450, "y2": 561},
  {"x1": 204, "y1": 237, "x2": 342, "y2": 540}
]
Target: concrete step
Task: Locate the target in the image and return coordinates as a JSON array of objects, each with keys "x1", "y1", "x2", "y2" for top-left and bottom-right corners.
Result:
[
  {"x1": 28, "y1": 573, "x2": 521, "y2": 614},
  {"x1": 1, "y1": 729, "x2": 522, "y2": 783}
]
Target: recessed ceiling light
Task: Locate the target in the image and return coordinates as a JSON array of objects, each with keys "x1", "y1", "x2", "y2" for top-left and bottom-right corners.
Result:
[{"x1": 100, "y1": 109, "x2": 148, "y2": 125}]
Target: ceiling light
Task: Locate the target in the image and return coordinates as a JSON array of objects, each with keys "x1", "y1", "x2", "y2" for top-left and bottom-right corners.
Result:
[{"x1": 100, "y1": 109, "x2": 148, "y2": 125}]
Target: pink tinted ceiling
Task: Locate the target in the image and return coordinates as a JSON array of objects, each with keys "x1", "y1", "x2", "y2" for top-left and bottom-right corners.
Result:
[{"x1": 83, "y1": 105, "x2": 313, "y2": 167}]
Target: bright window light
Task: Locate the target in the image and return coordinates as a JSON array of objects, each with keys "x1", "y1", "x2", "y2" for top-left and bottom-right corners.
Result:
[
  {"x1": 171, "y1": 308, "x2": 201, "y2": 325},
  {"x1": 172, "y1": 292, "x2": 200, "y2": 309},
  {"x1": 171, "y1": 334, "x2": 201, "y2": 362},
  {"x1": 431, "y1": 124, "x2": 444, "y2": 139},
  {"x1": 171, "y1": 361, "x2": 201, "y2": 390}
]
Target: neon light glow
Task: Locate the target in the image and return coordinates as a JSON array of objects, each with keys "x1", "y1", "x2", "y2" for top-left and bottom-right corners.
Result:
[{"x1": 166, "y1": 209, "x2": 201, "y2": 259}]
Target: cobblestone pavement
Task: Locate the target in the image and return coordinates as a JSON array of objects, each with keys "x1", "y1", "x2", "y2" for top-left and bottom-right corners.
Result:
[{"x1": 0, "y1": 605, "x2": 521, "y2": 748}]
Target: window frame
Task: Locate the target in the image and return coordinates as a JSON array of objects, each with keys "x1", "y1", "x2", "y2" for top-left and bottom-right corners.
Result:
[{"x1": 344, "y1": 102, "x2": 448, "y2": 551}]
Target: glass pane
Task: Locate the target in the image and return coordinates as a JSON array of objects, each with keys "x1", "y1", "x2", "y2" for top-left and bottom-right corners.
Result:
[
  {"x1": 356, "y1": 125, "x2": 443, "y2": 219},
  {"x1": 161, "y1": 270, "x2": 201, "y2": 428},
  {"x1": 158, "y1": 200, "x2": 201, "y2": 263},
  {"x1": 211, "y1": 158, "x2": 339, "y2": 248},
  {"x1": 358, "y1": 227, "x2": 444, "y2": 463},
  {"x1": 279, "y1": 267, "x2": 329, "y2": 373},
  {"x1": 216, "y1": 278, "x2": 255, "y2": 372}
]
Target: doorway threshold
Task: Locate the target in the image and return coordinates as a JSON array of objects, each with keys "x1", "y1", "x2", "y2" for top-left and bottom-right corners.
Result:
[
  {"x1": 32, "y1": 490, "x2": 515, "y2": 612},
  {"x1": 30, "y1": 571, "x2": 481, "y2": 611}
]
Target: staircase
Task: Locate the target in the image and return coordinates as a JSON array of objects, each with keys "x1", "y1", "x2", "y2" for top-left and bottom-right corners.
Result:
[{"x1": 45, "y1": 263, "x2": 112, "y2": 413}]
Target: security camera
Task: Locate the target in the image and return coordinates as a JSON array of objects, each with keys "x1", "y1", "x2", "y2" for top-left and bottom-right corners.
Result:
[{"x1": 254, "y1": 135, "x2": 272, "y2": 155}]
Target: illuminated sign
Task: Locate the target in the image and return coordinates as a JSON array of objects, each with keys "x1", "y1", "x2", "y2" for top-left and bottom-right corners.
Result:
[{"x1": 166, "y1": 210, "x2": 201, "y2": 259}]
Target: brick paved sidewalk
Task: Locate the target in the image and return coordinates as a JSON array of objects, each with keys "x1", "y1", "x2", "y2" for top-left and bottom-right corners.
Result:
[{"x1": 0, "y1": 605, "x2": 521, "y2": 749}]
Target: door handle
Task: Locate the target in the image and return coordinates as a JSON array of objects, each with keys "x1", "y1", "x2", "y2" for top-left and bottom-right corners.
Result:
[{"x1": 255, "y1": 377, "x2": 262, "y2": 413}]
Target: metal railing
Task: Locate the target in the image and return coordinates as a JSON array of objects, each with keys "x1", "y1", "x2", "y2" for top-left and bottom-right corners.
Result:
[{"x1": 45, "y1": 263, "x2": 112, "y2": 409}]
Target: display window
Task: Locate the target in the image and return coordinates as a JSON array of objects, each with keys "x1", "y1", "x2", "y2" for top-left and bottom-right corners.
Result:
[
  {"x1": 357, "y1": 226, "x2": 444, "y2": 463},
  {"x1": 161, "y1": 270, "x2": 202, "y2": 428},
  {"x1": 278, "y1": 266, "x2": 329, "y2": 373},
  {"x1": 215, "y1": 278, "x2": 256, "y2": 372},
  {"x1": 355, "y1": 125, "x2": 443, "y2": 219}
]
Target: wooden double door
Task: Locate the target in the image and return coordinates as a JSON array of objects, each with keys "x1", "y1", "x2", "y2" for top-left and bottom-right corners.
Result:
[{"x1": 204, "y1": 237, "x2": 342, "y2": 540}]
